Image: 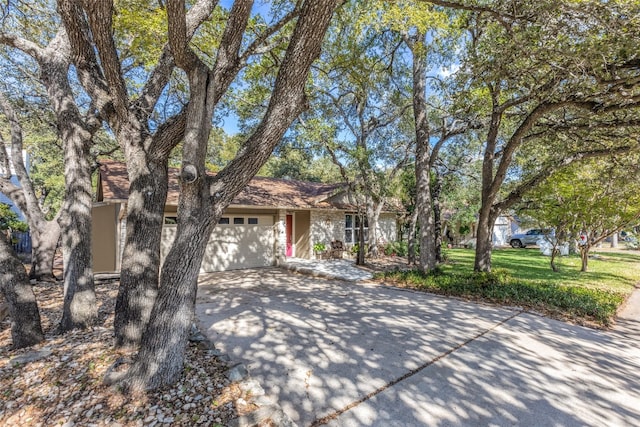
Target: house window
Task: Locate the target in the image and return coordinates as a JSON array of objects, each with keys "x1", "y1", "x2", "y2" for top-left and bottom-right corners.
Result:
[
  {"x1": 345, "y1": 214, "x2": 368, "y2": 244},
  {"x1": 248, "y1": 218, "x2": 259, "y2": 225},
  {"x1": 218, "y1": 217, "x2": 230, "y2": 225},
  {"x1": 233, "y1": 217, "x2": 245, "y2": 225}
]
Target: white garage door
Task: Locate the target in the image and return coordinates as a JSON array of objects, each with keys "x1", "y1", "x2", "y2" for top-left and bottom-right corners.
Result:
[{"x1": 161, "y1": 215, "x2": 275, "y2": 272}]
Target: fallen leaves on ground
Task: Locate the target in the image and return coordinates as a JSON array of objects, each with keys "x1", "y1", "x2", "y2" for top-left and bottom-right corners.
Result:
[{"x1": 0, "y1": 280, "x2": 249, "y2": 426}]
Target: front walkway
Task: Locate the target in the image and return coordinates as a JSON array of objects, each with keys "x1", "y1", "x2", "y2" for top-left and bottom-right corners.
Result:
[{"x1": 280, "y1": 258, "x2": 374, "y2": 282}]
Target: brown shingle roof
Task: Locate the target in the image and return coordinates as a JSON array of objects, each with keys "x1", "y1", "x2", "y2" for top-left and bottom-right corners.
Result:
[{"x1": 97, "y1": 160, "x2": 346, "y2": 210}]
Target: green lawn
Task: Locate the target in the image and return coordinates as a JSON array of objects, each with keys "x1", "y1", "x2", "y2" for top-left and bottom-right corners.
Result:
[{"x1": 377, "y1": 248, "x2": 640, "y2": 328}]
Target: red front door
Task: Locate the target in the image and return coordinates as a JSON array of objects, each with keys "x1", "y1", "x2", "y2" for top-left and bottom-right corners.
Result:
[{"x1": 286, "y1": 214, "x2": 293, "y2": 257}]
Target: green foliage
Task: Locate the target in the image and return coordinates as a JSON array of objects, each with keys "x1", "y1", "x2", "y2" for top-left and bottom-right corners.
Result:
[
  {"x1": 114, "y1": 1, "x2": 168, "y2": 69},
  {"x1": 358, "y1": 0, "x2": 450, "y2": 35},
  {"x1": 383, "y1": 241, "x2": 408, "y2": 257},
  {"x1": 351, "y1": 242, "x2": 369, "y2": 255},
  {"x1": 377, "y1": 249, "x2": 638, "y2": 327},
  {"x1": 313, "y1": 242, "x2": 326, "y2": 253},
  {"x1": 27, "y1": 155, "x2": 64, "y2": 217},
  {"x1": 522, "y1": 155, "x2": 640, "y2": 247},
  {"x1": 206, "y1": 129, "x2": 241, "y2": 172},
  {"x1": 0, "y1": 203, "x2": 28, "y2": 231},
  {"x1": 258, "y1": 143, "x2": 342, "y2": 182}
]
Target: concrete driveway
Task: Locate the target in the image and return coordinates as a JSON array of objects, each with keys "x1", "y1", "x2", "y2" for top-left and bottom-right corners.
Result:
[{"x1": 196, "y1": 268, "x2": 640, "y2": 426}]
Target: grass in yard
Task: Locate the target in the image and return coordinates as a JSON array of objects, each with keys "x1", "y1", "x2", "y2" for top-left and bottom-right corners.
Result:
[{"x1": 377, "y1": 248, "x2": 640, "y2": 328}]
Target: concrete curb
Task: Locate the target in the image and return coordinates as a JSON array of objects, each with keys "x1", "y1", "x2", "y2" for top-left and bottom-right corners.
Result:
[
  {"x1": 279, "y1": 261, "x2": 373, "y2": 283},
  {"x1": 280, "y1": 262, "x2": 345, "y2": 282}
]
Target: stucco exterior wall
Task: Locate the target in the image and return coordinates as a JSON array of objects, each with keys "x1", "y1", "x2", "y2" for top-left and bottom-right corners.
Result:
[
  {"x1": 294, "y1": 210, "x2": 311, "y2": 259},
  {"x1": 275, "y1": 209, "x2": 287, "y2": 265},
  {"x1": 91, "y1": 203, "x2": 118, "y2": 273}
]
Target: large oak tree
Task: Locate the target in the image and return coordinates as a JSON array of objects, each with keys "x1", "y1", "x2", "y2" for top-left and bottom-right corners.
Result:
[
  {"x1": 0, "y1": 13, "x2": 98, "y2": 330},
  {"x1": 450, "y1": 0, "x2": 640, "y2": 272},
  {"x1": 115, "y1": 0, "x2": 340, "y2": 391}
]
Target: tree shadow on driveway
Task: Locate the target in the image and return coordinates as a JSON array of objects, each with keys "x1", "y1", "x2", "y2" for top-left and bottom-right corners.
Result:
[{"x1": 196, "y1": 268, "x2": 640, "y2": 426}]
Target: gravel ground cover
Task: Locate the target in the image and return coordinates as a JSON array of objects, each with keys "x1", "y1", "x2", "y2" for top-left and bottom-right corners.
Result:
[{"x1": 0, "y1": 280, "x2": 252, "y2": 427}]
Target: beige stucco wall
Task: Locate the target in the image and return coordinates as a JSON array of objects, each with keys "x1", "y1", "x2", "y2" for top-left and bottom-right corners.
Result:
[
  {"x1": 275, "y1": 209, "x2": 287, "y2": 265},
  {"x1": 98, "y1": 202, "x2": 398, "y2": 272},
  {"x1": 92, "y1": 203, "x2": 118, "y2": 273},
  {"x1": 294, "y1": 211, "x2": 311, "y2": 259}
]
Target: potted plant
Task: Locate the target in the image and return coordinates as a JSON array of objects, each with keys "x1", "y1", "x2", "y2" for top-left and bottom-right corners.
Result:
[{"x1": 313, "y1": 242, "x2": 326, "y2": 259}]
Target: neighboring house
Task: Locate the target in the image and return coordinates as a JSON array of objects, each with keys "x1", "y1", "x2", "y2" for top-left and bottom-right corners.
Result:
[
  {"x1": 0, "y1": 147, "x2": 32, "y2": 253},
  {"x1": 493, "y1": 215, "x2": 521, "y2": 247},
  {"x1": 0, "y1": 146, "x2": 30, "y2": 222},
  {"x1": 442, "y1": 212, "x2": 521, "y2": 248},
  {"x1": 92, "y1": 160, "x2": 400, "y2": 273}
]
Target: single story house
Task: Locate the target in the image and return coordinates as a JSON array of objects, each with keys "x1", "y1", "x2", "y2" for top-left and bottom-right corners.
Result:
[{"x1": 92, "y1": 160, "x2": 399, "y2": 273}]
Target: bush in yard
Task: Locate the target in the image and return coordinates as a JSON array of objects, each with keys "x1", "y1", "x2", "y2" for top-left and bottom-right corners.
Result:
[
  {"x1": 377, "y1": 266, "x2": 626, "y2": 327},
  {"x1": 384, "y1": 241, "x2": 408, "y2": 257}
]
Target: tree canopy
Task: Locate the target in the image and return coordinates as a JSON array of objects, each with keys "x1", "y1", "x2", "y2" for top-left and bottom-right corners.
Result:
[{"x1": 1, "y1": 0, "x2": 640, "y2": 393}]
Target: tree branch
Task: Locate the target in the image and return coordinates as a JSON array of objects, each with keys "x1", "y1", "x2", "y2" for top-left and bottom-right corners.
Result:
[
  {"x1": 85, "y1": 0, "x2": 129, "y2": 119},
  {"x1": 495, "y1": 144, "x2": 638, "y2": 212},
  {"x1": 57, "y1": 0, "x2": 114, "y2": 125},
  {"x1": 238, "y1": 2, "x2": 301, "y2": 64},
  {"x1": 207, "y1": 0, "x2": 254, "y2": 105},
  {"x1": 0, "y1": 178, "x2": 28, "y2": 215},
  {"x1": 0, "y1": 32, "x2": 44, "y2": 61},
  {"x1": 135, "y1": 0, "x2": 218, "y2": 115},
  {"x1": 490, "y1": 101, "x2": 567, "y2": 199},
  {"x1": 166, "y1": 0, "x2": 204, "y2": 72},
  {"x1": 0, "y1": 91, "x2": 46, "y2": 229},
  {"x1": 152, "y1": 108, "x2": 188, "y2": 159}
]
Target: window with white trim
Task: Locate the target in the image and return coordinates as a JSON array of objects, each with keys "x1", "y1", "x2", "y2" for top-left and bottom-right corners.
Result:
[
  {"x1": 217, "y1": 216, "x2": 270, "y2": 226},
  {"x1": 345, "y1": 214, "x2": 368, "y2": 244}
]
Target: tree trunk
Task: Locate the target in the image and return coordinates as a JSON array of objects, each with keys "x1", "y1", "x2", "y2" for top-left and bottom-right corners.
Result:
[
  {"x1": 0, "y1": 90, "x2": 60, "y2": 282},
  {"x1": 39, "y1": 43, "x2": 97, "y2": 332},
  {"x1": 474, "y1": 204, "x2": 495, "y2": 272},
  {"x1": 0, "y1": 234, "x2": 44, "y2": 349},
  {"x1": 29, "y1": 221, "x2": 60, "y2": 281},
  {"x1": 407, "y1": 208, "x2": 418, "y2": 265},
  {"x1": 357, "y1": 211, "x2": 366, "y2": 265},
  {"x1": 121, "y1": 0, "x2": 339, "y2": 391},
  {"x1": 410, "y1": 31, "x2": 436, "y2": 273},
  {"x1": 58, "y1": 123, "x2": 96, "y2": 331},
  {"x1": 366, "y1": 200, "x2": 383, "y2": 258},
  {"x1": 127, "y1": 204, "x2": 215, "y2": 390},
  {"x1": 433, "y1": 173, "x2": 443, "y2": 264},
  {"x1": 611, "y1": 232, "x2": 618, "y2": 248},
  {"x1": 416, "y1": 174, "x2": 436, "y2": 273},
  {"x1": 580, "y1": 246, "x2": 589, "y2": 272},
  {"x1": 114, "y1": 155, "x2": 169, "y2": 348},
  {"x1": 550, "y1": 248, "x2": 559, "y2": 272}
]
